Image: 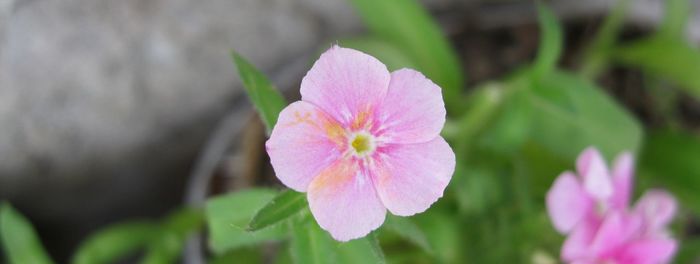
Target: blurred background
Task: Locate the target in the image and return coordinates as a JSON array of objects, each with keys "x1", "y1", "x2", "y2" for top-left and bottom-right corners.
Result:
[{"x1": 1, "y1": 0, "x2": 699, "y2": 262}]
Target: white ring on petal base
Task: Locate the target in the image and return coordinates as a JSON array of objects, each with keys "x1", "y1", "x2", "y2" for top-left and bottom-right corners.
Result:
[{"x1": 347, "y1": 131, "x2": 376, "y2": 158}]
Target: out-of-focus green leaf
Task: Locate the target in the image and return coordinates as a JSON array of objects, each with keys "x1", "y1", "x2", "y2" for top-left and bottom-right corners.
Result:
[
  {"x1": 579, "y1": 0, "x2": 630, "y2": 78},
  {"x1": 336, "y1": 234, "x2": 385, "y2": 264},
  {"x1": 452, "y1": 163, "x2": 503, "y2": 216},
  {"x1": 72, "y1": 222, "x2": 156, "y2": 264},
  {"x1": 141, "y1": 208, "x2": 204, "y2": 264},
  {"x1": 339, "y1": 38, "x2": 419, "y2": 71},
  {"x1": 614, "y1": 36, "x2": 700, "y2": 98},
  {"x1": 231, "y1": 52, "x2": 288, "y2": 134},
  {"x1": 675, "y1": 238, "x2": 700, "y2": 263},
  {"x1": 639, "y1": 130, "x2": 700, "y2": 214},
  {"x1": 347, "y1": 0, "x2": 464, "y2": 105},
  {"x1": 414, "y1": 212, "x2": 461, "y2": 263},
  {"x1": 248, "y1": 190, "x2": 307, "y2": 232},
  {"x1": 533, "y1": 4, "x2": 563, "y2": 78},
  {"x1": 290, "y1": 219, "x2": 336, "y2": 264},
  {"x1": 384, "y1": 216, "x2": 432, "y2": 254},
  {"x1": 453, "y1": 83, "x2": 505, "y2": 154},
  {"x1": 660, "y1": 0, "x2": 691, "y2": 38},
  {"x1": 209, "y1": 248, "x2": 263, "y2": 264},
  {"x1": 0, "y1": 203, "x2": 54, "y2": 264},
  {"x1": 525, "y1": 71, "x2": 643, "y2": 159},
  {"x1": 205, "y1": 188, "x2": 287, "y2": 254}
]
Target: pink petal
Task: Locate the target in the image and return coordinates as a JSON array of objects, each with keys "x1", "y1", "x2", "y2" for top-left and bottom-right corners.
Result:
[
  {"x1": 577, "y1": 147, "x2": 613, "y2": 201},
  {"x1": 611, "y1": 152, "x2": 634, "y2": 210},
  {"x1": 300, "y1": 46, "x2": 390, "y2": 126},
  {"x1": 266, "y1": 101, "x2": 346, "y2": 192},
  {"x1": 617, "y1": 238, "x2": 677, "y2": 264},
  {"x1": 546, "y1": 172, "x2": 593, "y2": 234},
  {"x1": 375, "y1": 69, "x2": 446, "y2": 144},
  {"x1": 307, "y1": 158, "x2": 387, "y2": 241},
  {"x1": 562, "y1": 218, "x2": 600, "y2": 262},
  {"x1": 372, "y1": 137, "x2": 455, "y2": 216},
  {"x1": 634, "y1": 190, "x2": 677, "y2": 232},
  {"x1": 590, "y1": 212, "x2": 640, "y2": 258}
]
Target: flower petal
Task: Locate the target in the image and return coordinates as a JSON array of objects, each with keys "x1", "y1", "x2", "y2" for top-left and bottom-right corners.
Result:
[
  {"x1": 546, "y1": 172, "x2": 593, "y2": 234},
  {"x1": 307, "y1": 159, "x2": 386, "y2": 241},
  {"x1": 577, "y1": 147, "x2": 613, "y2": 201},
  {"x1": 373, "y1": 137, "x2": 455, "y2": 216},
  {"x1": 266, "y1": 101, "x2": 346, "y2": 192},
  {"x1": 634, "y1": 190, "x2": 677, "y2": 233},
  {"x1": 300, "y1": 46, "x2": 390, "y2": 126},
  {"x1": 375, "y1": 69, "x2": 446, "y2": 144},
  {"x1": 611, "y1": 152, "x2": 634, "y2": 210},
  {"x1": 617, "y1": 238, "x2": 677, "y2": 264},
  {"x1": 562, "y1": 218, "x2": 600, "y2": 262}
]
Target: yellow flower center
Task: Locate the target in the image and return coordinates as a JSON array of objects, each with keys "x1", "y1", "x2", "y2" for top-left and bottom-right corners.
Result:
[{"x1": 350, "y1": 133, "x2": 374, "y2": 156}]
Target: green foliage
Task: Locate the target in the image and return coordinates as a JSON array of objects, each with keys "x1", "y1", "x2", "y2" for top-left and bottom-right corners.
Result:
[
  {"x1": 0, "y1": 203, "x2": 54, "y2": 264},
  {"x1": 290, "y1": 216, "x2": 385, "y2": 264},
  {"x1": 290, "y1": 219, "x2": 338, "y2": 264},
  {"x1": 248, "y1": 190, "x2": 307, "y2": 232},
  {"x1": 206, "y1": 188, "x2": 288, "y2": 254},
  {"x1": 347, "y1": 0, "x2": 464, "y2": 108},
  {"x1": 141, "y1": 208, "x2": 203, "y2": 264},
  {"x1": 232, "y1": 51, "x2": 288, "y2": 134},
  {"x1": 72, "y1": 221, "x2": 157, "y2": 264},
  {"x1": 639, "y1": 130, "x2": 700, "y2": 214},
  {"x1": 533, "y1": 4, "x2": 563, "y2": 78},
  {"x1": 383, "y1": 216, "x2": 432, "y2": 254},
  {"x1": 614, "y1": 36, "x2": 700, "y2": 99},
  {"x1": 523, "y1": 71, "x2": 643, "y2": 159}
]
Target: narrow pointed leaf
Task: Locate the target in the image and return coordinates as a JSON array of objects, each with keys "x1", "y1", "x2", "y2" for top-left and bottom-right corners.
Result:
[
  {"x1": 248, "y1": 190, "x2": 307, "y2": 231},
  {"x1": 0, "y1": 203, "x2": 54, "y2": 264},
  {"x1": 533, "y1": 4, "x2": 563, "y2": 78},
  {"x1": 232, "y1": 52, "x2": 288, "y2": 134},
  {"x1": 72, "y1": 221, "x2": 157, "y2": 264},
  {"x1": 348, "y1": 0, "x2": 464, "y2": 105}
]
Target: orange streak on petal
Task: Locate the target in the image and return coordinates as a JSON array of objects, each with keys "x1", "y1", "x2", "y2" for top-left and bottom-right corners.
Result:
[{"x1": 309, "y1": 160, "x2": 355, "y2": 193}]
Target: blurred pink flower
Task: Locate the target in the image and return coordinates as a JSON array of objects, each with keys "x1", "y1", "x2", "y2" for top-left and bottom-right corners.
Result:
[
  {"x1": 266, "y1": 46, "x2": 455, "y2": 241},
  {"x1": 547, "y1": 147, "x2": 678, "y2": 264}
]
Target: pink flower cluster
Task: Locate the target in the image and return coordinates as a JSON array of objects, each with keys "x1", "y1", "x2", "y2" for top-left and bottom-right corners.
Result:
[{"x1": 547, "y1": 147, "x2": 677, "y2": 264}]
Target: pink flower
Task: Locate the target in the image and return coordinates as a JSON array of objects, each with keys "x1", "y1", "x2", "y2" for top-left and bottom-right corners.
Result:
[
  {"x1": 546, "y1": 147, "x2": 678, "y2": 264},
  {"x1": 266, "y1": 46, "x2": 455, "y2": 241}
]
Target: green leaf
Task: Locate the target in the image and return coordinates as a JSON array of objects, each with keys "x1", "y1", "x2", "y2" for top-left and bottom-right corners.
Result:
[
  {"x1": 209, "y1": 248, "x2": 263, "y2": 264},
  {"x1": 414, "y1": 212, "x2": 461, "y2": 263},
  {"x1": 614, "y1": 36, "x2": 700, "y2": 98},
  {"x1": 336, "y1": 235, "x2": 385, "y2": 264},
  {"x1": 232, "y1": 52, "x2": 288, "y2": 134},
  {"x1": 525, "y1": 71, "x2": 643, "y2": 159},
  {"x1": 0, "y1": 203, "x2": 54, "y2": 264},
  {"x1": 347, "y1": 0, "x2": 464, "y2": 105},
  {"x1": 72, "y1": 221, "x2": 157, "y2": 264},
  {"x1": 339, "y1": 37, "x2": 419, "y2": 71},
  {"x1": 660, "y1": 0, "x2": 691, "y2": 38},
  {"x1": 205, "y1": 188, "x2": 288, "y2": 254},
  {"x1": 533, "y1": 4, "x2": 563, "y2": 78},
  {"x1": 290, "y1": 219, "x2": 336, "y2": 264},
  {"x1": 383, "y1": 216, "x2": 431, "y2": 254},
  {"x1": 141, "y1": 208, "x2": 204, "y2": 264},
  {"x1": 639, "y1": 130, "x2": 700, "y2": 214},
  {"x1": 248, "y1": 190, "x2": 307, "y2": 232},
  {"x1": 579, "y1": 0, "x2": 630, "y2": 78},
  {"x1": 676, "y1": 238, "x2": 700, "y2": 263}
]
